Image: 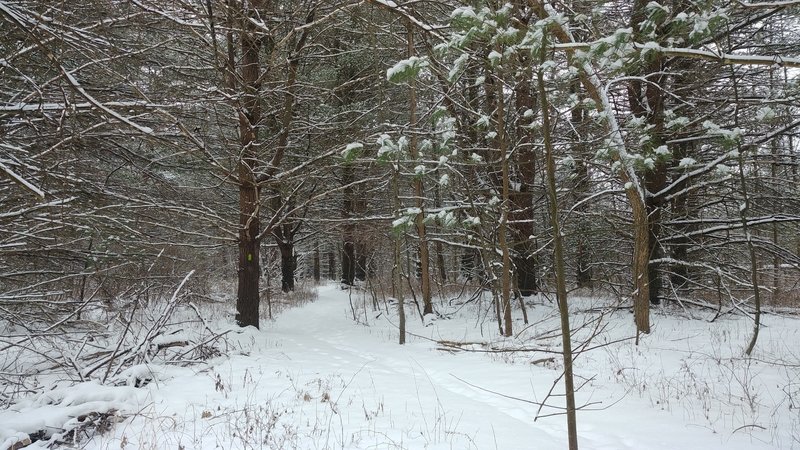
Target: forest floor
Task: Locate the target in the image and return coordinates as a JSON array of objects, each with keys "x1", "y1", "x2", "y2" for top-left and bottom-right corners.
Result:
[{"x1": 2, "y1": 282, "x2": 800, "y2": 449}]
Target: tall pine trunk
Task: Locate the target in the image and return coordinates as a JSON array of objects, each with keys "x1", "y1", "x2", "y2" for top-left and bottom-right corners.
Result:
[
  {"x1": 278, "y1": 240, "x2": 295, "y2": 292},
  {"x1": 510, "y1": 2, "x2": 538, "y2": 297},
  {"x1": 406, "y1": 23, "x2": 433, "y2": 315},
  {"x1": 629, "y1": 0, "x2": 669, "y2": 307},
  {"x1": 234, "y1": 0, "x2": 264, "y2": 329}
]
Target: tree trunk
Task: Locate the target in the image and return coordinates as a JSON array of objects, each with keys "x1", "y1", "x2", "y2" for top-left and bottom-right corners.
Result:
[
  {"x1": 631, "y1": 196, "x2": 651, "y2": 335},
  {"x1": 271, "y1": 209, "x2": 298, "y2": 293},
  {"x1": 509, "y1": 4, "x2": 539, "y2": 296},
  {"x1": 313, "y1": 247, "x2": 320, "y2": 282},
  {"x1": 513, "y1": 255, "x2": 538, "y2": 297},
  {"x1": 740, "y1": 147, "x2": 762, "y2": 355},
  {"x1": 342, "y1": 162, "x2": 356, "y2": 285},
  {"x1": 236, "y1": 195, "x2": 261, "y2": 328},
  {"x1": 406, "y1": 23, "x2": 433, "y2": 316},
  {"x1": 436, "y1": 240, "x2": 447, "y2": 282},
  {"x1": 528, "y1": 1, "x2": 651, "y2": 335},
  {"x1": 629, "y1": 0, "x2": 668, "y2": 308},
  {"x1": 328, "y1": 251, "x2": 336, "y2": 280},
  {"x1": 538, "y1": 35, "x2": 578, "y2": 449},
  {"x1": 234, "y1": 0, "x2": 264, "y2": 329},
  {"x1": 729, "y1": 67, "x2": 762, "y2": 355},
  {"x1": 355, "y1": 243, "x2": 368, "y2": 281},
  {"x1": 434, "y1": 183, "x2": 447, "y2": 282},
  {"x1": 342, "y1": 239, "x2": 355, "y2": 285},
  {"x1": 393, "y1": 160, "x2": 406, "y2": 344},
  {"x1": 494, "y1": 43, "x2": 513, "y2": 337},
  {"x1": 646, "y1": 200, "x2": 663, "y2": 306},
  {"x1": 669, "y1": 143, "x2": 693, "y2": 289},
  {"x1": 576, "y1": 239, "x2": 592, "y2": 289},
  {"x1": 278, "y1": 240, "x2": 295, "y2": 292},
  {"x1": 569, "y1": 78, "x2": 593, "y2": 290}
]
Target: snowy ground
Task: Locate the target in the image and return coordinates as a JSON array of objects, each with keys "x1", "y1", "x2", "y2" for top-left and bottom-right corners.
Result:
[{"x1": 2, "y1": 282, "x2": 799, "y2": 449}]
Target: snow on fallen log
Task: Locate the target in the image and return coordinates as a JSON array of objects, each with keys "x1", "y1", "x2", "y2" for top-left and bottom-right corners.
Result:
[{"x1": 0, "y1": 381, "x2": 144, "y2": 449}]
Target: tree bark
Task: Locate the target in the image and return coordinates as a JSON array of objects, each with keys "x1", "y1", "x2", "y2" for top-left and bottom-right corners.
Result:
[
  {"x1": 669, "y1": 142, "x2": 694, "y2": 289},
  {"x1": 436, "y1": 240, "x2": 447, "y2": 282},
  {"x1": 740, "y1": 146, "x2": 762, "y2": 355},
  {"x1": 629, "y1": 0, "x2": 668, "y2": 307},
  {"x1": 495, "y1": 53, "x2": 513, "y2": 337},
  {"x1": 356, "y1": 242, "x2": 368, "y2": 281},
  {"x1": 313, "y1": 247, "x2": 320, "y2": 282},
  {"x1": 393, "y1": 159, "x2": 406, "y2": 344},
  {"x1": 342, "y1": 164, "x2": 356, "y2": 285},
  {"x1": 510, "y1": 0, "x2": 539, "y2": 297},
  {"x1": 538, "y1": 33, "x2": 579, "y2": 449},
  {"x1": 434, "y1": 183, "x2": 447, "y2": 282},
  {"x1": 328, "y1": 251, "x2": 336, "y2": 280},
  {"x1": 406, "y1": 23, "x2": 433, "y2": 316},
  {"x1": 342, "y1": 239, "x2": 355, "y2": 285},
  {"x1": 729, "y1": 67, "x2": 762, "y2": 355},
  {"x1": 278, "y1": 240, "x2": 295, "y2": 292},
  {"x1": 632, "y1": 196, "x2": 651, "y2": 335},
  {"x1": 569, "y1": 79, "x2": 593, "y2": 289},
  {"x1": 235, "y1": 0, "x2": 264, "y2": 329}
]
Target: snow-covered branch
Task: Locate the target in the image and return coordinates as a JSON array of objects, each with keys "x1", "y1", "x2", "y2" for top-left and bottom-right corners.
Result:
[
  {"x1": 552, "y1": 42, "x2": 800, "y2": 69},
  {"x1": 0, "y1": 160, "x2": 45, "y2": 198},
  {"x1": 736, "y1": 0, "x2": 800, "y2": 8}
]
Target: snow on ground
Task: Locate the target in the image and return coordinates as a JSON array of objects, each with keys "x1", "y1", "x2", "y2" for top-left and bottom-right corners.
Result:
[{"x1": 3, "y1": 283, "x2": 799, "y2": 449}]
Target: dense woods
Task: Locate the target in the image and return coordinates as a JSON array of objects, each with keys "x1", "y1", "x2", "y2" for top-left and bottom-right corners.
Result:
[{"x1": 2, "y1": 0, "x2": 800, "y2": 447}]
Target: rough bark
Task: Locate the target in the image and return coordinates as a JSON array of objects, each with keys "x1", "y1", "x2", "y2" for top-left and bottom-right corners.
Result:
[
  {"x1": 510, "y1": 0, "x2": 539, "y2": 297},
  {"x1": 629, "y1": 0, "x2": 668, "y2": 306},
  {"x1": 234, "y1": 0, "x2": 264, "y2": 329},
  {"x1": 274, "y1": 222, "x2": 297, "y2": 292},
  {"x1": 278, "y1": 240, "x2": 295, "y2": 292}
]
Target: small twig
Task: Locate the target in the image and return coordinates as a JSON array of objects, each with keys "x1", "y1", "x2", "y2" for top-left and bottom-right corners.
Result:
[
  {"x1": 732, "y1": 423, "x2": 766, "y2": 433},
  {"x1": 100, "y1": 297, "x2": 139, "y2": 383},
  {"x1": 451, "y1": 373, "x2": 553, "y2": 407}
]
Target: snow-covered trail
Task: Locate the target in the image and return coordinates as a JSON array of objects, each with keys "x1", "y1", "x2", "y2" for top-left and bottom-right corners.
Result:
[
  {"x1": 265, "y1": 284, "x2": 553, "y2": 449},
  {"x1": 84, "y1": 283, "x2": 785, "y2": 449}
]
